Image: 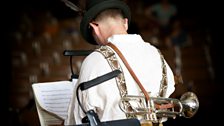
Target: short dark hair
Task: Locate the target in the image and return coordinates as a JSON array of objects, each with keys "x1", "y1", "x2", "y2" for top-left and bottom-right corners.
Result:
[{"x1": 93, "y1": 8, "x2": 124, "y2": 22}]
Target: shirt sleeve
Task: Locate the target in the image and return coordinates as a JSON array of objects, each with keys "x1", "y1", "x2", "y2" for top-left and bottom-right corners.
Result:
[
  {"x1": 164, "y1": 60, "x2": 176, "y2": 98},
  {"x1": 74, "y1": 51, "x2": 118, "y2": 124}
]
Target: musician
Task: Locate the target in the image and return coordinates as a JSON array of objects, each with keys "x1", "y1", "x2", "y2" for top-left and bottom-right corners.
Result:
[{"x1": 65, "y1": 0, "x2": 176, "y2": 125}]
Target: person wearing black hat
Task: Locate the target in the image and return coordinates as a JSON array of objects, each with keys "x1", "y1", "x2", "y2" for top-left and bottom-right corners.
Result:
[{"x1": 64, "y1": 0, "x2": 176, "y2": 125}]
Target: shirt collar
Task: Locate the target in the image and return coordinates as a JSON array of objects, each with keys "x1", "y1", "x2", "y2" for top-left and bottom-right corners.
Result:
[{"x1": 107, "y1": 34, "x2": 143, "y2": 44}]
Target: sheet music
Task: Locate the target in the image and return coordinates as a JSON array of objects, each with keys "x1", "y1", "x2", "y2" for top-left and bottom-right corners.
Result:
[{"x1": 32, "y1": 80, "x2": 77, "y2": 120}]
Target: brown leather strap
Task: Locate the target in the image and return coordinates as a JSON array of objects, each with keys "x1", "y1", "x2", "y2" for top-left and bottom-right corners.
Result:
[
  {"x1": 107, "y1": 42, "x2": 151, "y2": 102},
  {"x1": 107, "y1": 42, "x2": 173, "y2": 109}
]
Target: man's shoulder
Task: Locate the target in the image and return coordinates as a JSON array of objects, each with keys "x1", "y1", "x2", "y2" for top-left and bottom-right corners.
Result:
[{"x1": 81, "y1": 50, "x2": 111, "y2": 71}]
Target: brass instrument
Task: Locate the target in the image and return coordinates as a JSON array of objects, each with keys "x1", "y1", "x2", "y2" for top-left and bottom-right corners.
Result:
[{"x1": 119, "y1": 92, "x2": 199, "y2": 123}]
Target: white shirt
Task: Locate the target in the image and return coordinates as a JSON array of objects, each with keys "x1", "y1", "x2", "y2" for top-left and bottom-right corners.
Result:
[{"x1": 65, "y1": 34, "x2": 175, "y2": 125}]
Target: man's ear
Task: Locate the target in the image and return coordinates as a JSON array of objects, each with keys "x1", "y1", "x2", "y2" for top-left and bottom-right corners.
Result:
[
  {"x1": 124, "y1": 18, "x2": 128, "y2": 31},
  {"x1": 89, "y1": 22, "x2": 100, "y2": 35}
]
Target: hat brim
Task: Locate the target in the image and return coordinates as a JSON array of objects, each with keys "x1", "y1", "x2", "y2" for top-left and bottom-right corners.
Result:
[{"x1": 80, "y1": 0, "x2": 131, "y2": 45}]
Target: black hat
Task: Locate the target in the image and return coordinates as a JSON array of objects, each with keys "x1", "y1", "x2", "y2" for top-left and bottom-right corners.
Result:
[{"x1": 80, "y1": 0, "x2": 131, "y2": 45}]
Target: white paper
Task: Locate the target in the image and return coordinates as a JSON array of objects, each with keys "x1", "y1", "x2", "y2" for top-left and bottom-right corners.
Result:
[{"x1": 32, "y1": 80, "x2": 77, "y2": 120}]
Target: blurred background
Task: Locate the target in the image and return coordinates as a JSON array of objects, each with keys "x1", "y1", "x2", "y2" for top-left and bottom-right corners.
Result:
[{"x1": 1, "y1": 0, "x2": 223, "y2": 126}]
